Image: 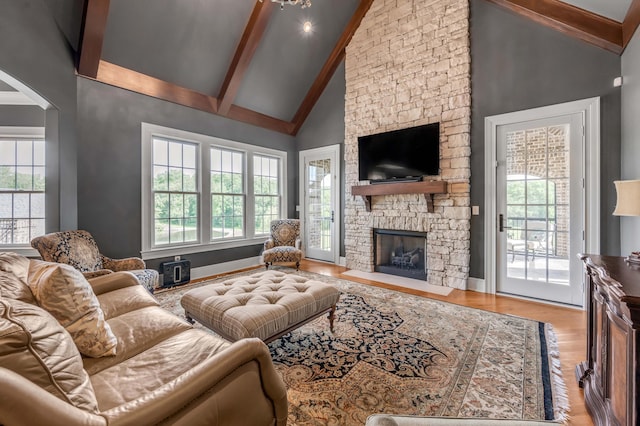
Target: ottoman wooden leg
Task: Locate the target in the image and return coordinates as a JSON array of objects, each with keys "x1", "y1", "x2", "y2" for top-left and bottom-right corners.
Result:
[
  {"x1": 328, "y1": 304, "x2": 336, "y2": 332},
  {"x1": 185, "y1": 312, "x2": 195, "y2": 324}
]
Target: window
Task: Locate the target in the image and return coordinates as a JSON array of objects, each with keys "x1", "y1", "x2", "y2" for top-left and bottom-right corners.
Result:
[
  {"x1": 142, "y1": 123, "x2": 287, "y2": 258},
  {"x1": 152, "y1": 138, "x2": 198, "y2": 246},
  {"x1": 0, "y1": 130, "x2": 45, "y2": 247},
  {"x1": 254, "y1": 155, "x2": 280, "y2": 235},
  {"x1": 210, "y1": 148, "x2": 244, "y2": 240}
]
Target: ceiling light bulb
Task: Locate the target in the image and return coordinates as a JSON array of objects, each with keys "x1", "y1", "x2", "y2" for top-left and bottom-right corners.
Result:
[{"x1": 303, "y1": 21, "x2": 312, "y2": 33}]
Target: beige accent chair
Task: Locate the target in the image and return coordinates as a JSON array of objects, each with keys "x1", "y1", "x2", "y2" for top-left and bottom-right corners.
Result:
[
  {"x1": 262, "y1": 219, "x2": 303, "y2": 270},
  {"x1": 0, "y1": 252, "x2": 288, "y2": 426},
  {"x1": 31, "y1": 230, "x2": 159, "y2": 293}
]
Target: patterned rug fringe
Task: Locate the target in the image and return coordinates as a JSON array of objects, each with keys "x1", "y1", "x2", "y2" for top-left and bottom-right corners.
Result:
[{"x1": 544, "y1": 323, "x2": 570, "y2": 424}]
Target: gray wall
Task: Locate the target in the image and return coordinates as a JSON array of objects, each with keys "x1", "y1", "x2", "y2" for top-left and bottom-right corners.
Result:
[
  {"x1": 469, "y1": 0, "x2": 622, "y2": 278},
  {"x1": 621, "y1": 30, "x2": 640, "y2": 255},
  {"x1": 76, "y1": 78, "x2": 297, "y2": 270},
  {"x1": 296, "y1": 61, "x2": 347, "y2": 257},
  {"x1": 0, "y1": 106, "x2": 44, "y2": 127},
  {"x1": 0, "y1": 0, "x2": 79, "y2": 232}
]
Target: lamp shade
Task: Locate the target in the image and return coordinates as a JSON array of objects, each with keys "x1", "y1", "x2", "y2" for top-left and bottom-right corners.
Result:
[{"x1": 613, "y1": 180, "x2": 640, "y2": 216}]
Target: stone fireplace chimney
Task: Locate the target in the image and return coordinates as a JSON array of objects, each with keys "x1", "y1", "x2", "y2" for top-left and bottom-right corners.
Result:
[{"x1": 344, "y1": 0, "x2": 471, "y2": 289}]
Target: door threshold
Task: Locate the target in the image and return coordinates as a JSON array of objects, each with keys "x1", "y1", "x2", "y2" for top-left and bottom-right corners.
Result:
[{"x1": 497, "y1": 291, "x2": 583, "y2": 310}]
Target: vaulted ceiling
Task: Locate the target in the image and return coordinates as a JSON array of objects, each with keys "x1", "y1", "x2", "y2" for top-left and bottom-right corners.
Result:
[{"x1": 4, "y1": 0, "x2": 640, "y2": 134}]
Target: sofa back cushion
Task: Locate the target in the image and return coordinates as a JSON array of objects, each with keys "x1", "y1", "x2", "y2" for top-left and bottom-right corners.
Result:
[
  {"x1": 28, "y1": 260, "x2": 117, "y2": 358},
  {"x1": 0, "y1": 298, "x2": 99, "y2": 413},
  {"x1": 0, "y1": 253, "x2": 35, "y2": 304},
  {"x1": 30, "y1": 230, "x2": 103, "y2": 272}
]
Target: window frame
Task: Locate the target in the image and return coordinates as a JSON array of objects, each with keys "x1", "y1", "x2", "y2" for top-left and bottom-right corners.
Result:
[
  {"x1": 253, "y1": 153, "x2": 282, "y2": 236},
  {"x1": 151, "y1": 137, "x2": 200, "y2": 248},
  {"x1": 0, "y1": 126, "x2": 46, "y2": 255},
  {"x1": 141, "y1": 123, "x2": 287, "y2": 260}
]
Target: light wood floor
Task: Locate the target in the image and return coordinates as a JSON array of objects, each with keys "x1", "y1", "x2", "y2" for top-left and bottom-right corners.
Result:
[{"x1": 297, "y1": 259, "x2": 593, "y2": 425}]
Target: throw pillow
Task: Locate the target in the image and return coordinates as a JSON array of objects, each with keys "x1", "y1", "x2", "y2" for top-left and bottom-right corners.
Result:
[
  {"x1": 28, "y1": 260, "x2": 117, "y2": 357},
  {"x1": 0, "y1": 298, "x2": 99, "y2": 413},
  {"x1": 0, "y1": 252, "x2": 31, "y2": 284},
  {"x1": 0, "y1": 271, "x2": 36, "y2": 304}
]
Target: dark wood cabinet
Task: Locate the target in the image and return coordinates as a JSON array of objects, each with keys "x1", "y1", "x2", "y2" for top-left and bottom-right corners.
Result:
[{"x1": 577, "y1": 254, "x2": 640, "y2": 426}]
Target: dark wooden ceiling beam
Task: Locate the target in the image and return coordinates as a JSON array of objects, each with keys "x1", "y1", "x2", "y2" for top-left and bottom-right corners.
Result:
[
  {"x1": 623, "y1": 0, "x2": 640, "y2": 48},
  {"x1": 78, "y1": 0, "x2": 111, "y2": 78},
  {"x1": 486, "y1": 0, "x2": 623, "y2": 54},
  {"x1": 96, "y1": 61, "x2": 218, "y2": 113},
  {"x1": 93, "y1": 61, "x2": 294, "y2": 134},
  {"x1": 227, "y1": 105, "x2": 295, "y2": 135},
  {"x1": 217, "y1": 0, "x2": 275, "y2": 116},
  {"x1": 291, "y1": 0, "x2": 375, "y2": 135}
]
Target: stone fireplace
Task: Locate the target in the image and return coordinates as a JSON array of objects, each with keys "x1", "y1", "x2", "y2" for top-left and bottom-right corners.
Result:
[
  {"x1": 343, "y1": 0, "x2": 471, "y2": 290},
  {"x1": 374, "y1": 229, "x2": 427, "y2": 281}
]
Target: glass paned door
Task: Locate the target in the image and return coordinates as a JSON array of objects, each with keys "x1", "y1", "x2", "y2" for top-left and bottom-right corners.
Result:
[
  {"x1": 496, "y1": 113, "x2": 584, "y2": 305},
  {"x1": 300, "y1": 145, "x2": 339, "y2": 263}
]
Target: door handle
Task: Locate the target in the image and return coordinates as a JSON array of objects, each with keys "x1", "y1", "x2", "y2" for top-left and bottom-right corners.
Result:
[
  {"x1": 499, "y1": 214, "x2": 512, "y2": 232},
  {"x1": 331, "y1": 211, "x2": 335, "y2": 223}
]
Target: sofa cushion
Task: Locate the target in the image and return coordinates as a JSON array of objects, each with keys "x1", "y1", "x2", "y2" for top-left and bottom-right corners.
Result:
[
  {"x1": 83, "y1": 306, "x2": 192, "y2": 376},
  {"x1": 90, "y1": 329, "x2": 230, "y2": 411},
  {"x1": 0, "y1": 298, "x2": 99, "y2": 413},
  {"x1": 28, "y1": 260, "x2": 117, "y2": 358}
]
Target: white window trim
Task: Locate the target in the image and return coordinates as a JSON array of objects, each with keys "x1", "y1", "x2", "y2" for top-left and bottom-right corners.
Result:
[
  {"x1": 0, "y1": 126, "x2": 46, "y2": 256},
  {"x1": 141, "y1": 123, "x2": 287, "y2": 260}
]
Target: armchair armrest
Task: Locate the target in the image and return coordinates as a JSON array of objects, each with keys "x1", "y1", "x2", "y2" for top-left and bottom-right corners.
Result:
[
  {"x1": 264, "y1": 238, "x2": 275, "y2": 251},
  {"x1": 0, "y1": 367, "x2": 107, "y2": 426},
  {"x1": 101, "y1": 255, "x2": 146, "y2": 272},
  {"x1": 101, "y1": 337, "x2": 288, "y2": 426},
  {"x1": 295, "y1": 238, "x2": 302, "y2": 250}
]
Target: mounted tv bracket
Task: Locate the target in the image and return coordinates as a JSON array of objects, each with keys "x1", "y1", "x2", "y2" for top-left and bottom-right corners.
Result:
[{"x1": 351, "y1": 180, "x2": 447, "y2": 213}]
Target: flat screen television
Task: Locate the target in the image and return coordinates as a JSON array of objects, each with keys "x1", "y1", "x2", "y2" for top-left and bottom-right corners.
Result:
[{"x1": 358, "y1": 122, "x2": 440, "y2": 182}]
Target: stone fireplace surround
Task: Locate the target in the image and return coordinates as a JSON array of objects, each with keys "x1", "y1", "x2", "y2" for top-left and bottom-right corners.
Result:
[{"x1": 343, "y1": 0, "x2": 471, "y2": 290}]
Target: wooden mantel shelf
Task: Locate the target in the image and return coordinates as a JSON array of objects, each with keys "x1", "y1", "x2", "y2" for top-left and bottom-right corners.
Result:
[{"x1": 351, "y1": 180, "x2": 447, "y2": 212}]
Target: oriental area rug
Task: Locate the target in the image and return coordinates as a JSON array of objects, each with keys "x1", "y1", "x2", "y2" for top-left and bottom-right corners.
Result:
[{"x1": 155, "y1": 268, "x2": 569, "y2": 425}]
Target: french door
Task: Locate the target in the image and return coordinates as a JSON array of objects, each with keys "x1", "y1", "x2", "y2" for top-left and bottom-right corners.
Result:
[
  {"x1": 299, "y1": 145, "x2": 340, "y2": 263},
  {"x1": 486, "y1": 98, "x2": 601, "y2": 307},
  {"x1": 495, "y1": 113, "x2": 584, "y2": 305}
]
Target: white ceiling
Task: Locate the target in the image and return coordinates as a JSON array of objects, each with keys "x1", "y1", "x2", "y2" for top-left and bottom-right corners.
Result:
[{"x1": 560, "y1": 0, "x2": 632, "y2": 22}]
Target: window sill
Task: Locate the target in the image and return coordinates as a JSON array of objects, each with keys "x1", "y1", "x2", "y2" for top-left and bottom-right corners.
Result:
[
  {"x1": 141, "y1": 237, "x2": 267, "y2": 260},
  {"x1": 0, "y1": 247, "x2": 40, "y2": 258}
]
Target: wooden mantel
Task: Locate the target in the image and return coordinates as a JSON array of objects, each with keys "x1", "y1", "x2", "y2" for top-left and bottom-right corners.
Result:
[{"x1": 351, "y1": 180, "x2": 447, "y2": 212}]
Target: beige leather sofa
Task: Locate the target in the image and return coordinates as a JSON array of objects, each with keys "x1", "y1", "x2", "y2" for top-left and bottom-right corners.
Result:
[{"x1": 0, "y1": 252, "x2": 288, "y2": 426}]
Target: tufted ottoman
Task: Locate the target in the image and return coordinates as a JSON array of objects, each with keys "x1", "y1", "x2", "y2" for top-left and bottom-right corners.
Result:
[{"x1": 180, "y1": 270, "x2": 340, "y2": 343}]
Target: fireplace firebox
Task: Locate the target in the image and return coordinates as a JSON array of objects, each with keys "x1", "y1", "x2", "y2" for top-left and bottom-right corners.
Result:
[{"x1": 373, "y1": 229, "x2": 427, "y2": 280}]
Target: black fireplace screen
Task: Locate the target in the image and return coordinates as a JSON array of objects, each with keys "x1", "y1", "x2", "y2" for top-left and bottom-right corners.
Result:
[{"x1": 373, "y1": 229, "x2": 427, "y2": 280}]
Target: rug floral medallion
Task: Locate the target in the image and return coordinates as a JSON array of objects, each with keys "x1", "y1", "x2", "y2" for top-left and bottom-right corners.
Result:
[{"x1": 155, "y1": 268, "x2": 568, "y2": 426}]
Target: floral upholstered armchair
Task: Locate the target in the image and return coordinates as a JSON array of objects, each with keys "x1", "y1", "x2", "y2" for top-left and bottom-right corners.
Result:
[
  {"x1": 262, "y1": 219, "x2": 303, "y2": 270},
  {"x1": 30, "y1": 230, "x2": 159, "y2": 293}
]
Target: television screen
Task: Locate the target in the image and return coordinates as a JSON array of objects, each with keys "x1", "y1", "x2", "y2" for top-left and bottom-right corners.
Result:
[{"x1": 358, "y1": 123, "x2": 440, "y2": 182}]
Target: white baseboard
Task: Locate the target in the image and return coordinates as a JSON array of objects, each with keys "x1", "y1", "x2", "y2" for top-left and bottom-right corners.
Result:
[
  {"x1": 466, "y1": 277, "x2": 486, "y2": 293},
  {"x1": 338, "y1": 256, "x2": 346, "y2": 267},
  {"x1": 189, "y1": 256, "x2": 262, "y2": 280}
]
